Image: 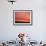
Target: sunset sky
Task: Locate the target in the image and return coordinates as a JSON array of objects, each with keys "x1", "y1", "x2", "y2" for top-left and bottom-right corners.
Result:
[{"x1": 15, "y1": 11, "x2": 31, "y2": 23}]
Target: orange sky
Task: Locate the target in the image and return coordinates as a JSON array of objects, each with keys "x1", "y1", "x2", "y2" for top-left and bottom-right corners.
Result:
[{"x1": 15, "y1": 12, "x2": 31, "y2": 22}]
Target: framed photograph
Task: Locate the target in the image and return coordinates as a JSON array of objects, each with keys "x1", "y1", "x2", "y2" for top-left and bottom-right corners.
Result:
[{"x1": 13, "y1": 10, "x2": 32, "y2": 25}]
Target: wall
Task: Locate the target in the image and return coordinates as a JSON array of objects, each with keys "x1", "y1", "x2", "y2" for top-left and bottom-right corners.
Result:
[{"x1": 0, "y1": 0, "x2": 46, "y2": 42}]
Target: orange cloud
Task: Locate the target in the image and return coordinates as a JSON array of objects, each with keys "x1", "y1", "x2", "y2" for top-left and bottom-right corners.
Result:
[{"x1": 15, "y1": 12, "x2": 31, "y2": 23}]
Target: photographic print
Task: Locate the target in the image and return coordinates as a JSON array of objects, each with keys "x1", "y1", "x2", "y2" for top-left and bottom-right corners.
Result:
[{"x1": 13, "y1": 10, "x2": 32, "y2": 25}]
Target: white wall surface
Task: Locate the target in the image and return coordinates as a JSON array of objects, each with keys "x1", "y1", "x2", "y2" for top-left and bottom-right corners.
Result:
[{"x1": 0, "y1": 0, "x2": 46, "y2": 42}]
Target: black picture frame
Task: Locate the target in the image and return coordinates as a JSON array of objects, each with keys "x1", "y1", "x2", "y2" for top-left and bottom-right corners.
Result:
[{"x1": 13, "y1": 10, "x2": 33, "y2": 26}]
